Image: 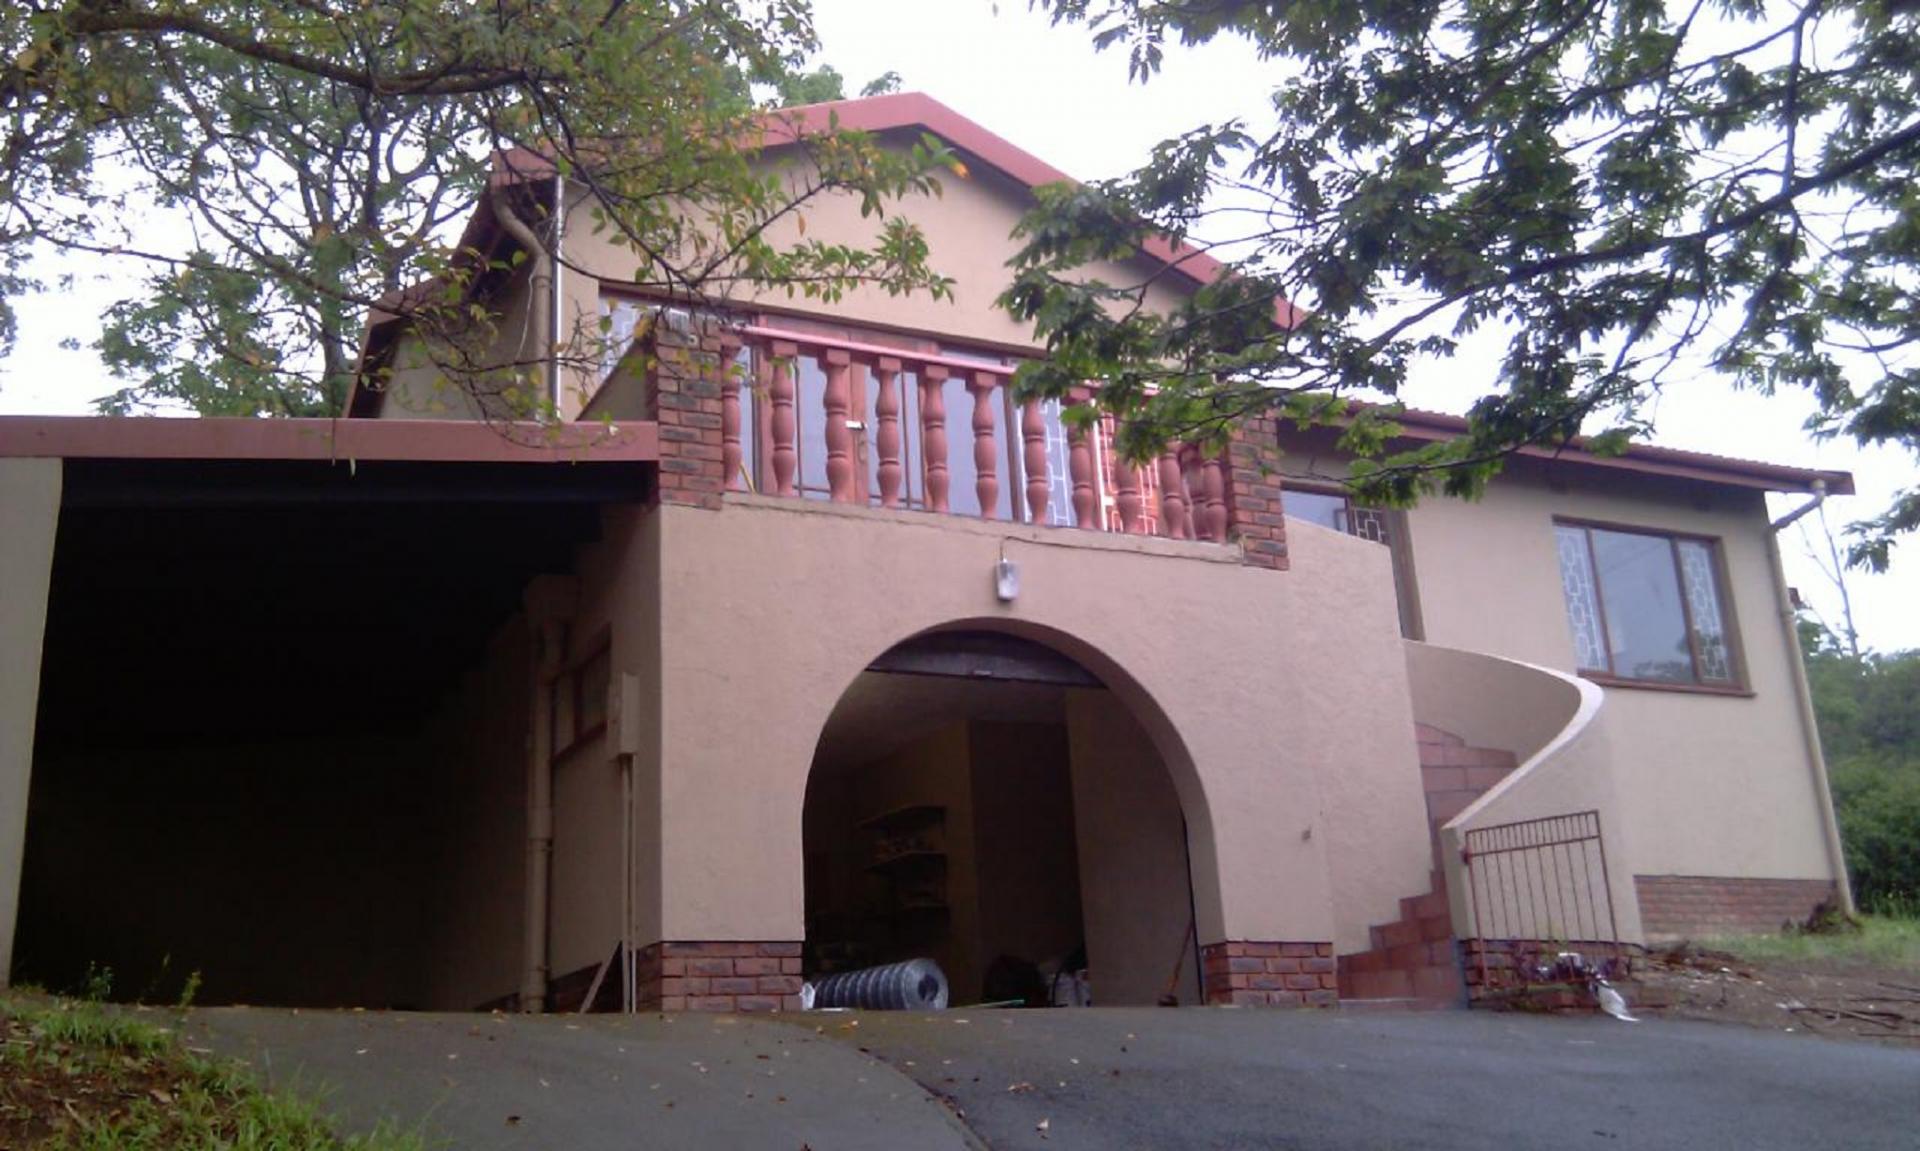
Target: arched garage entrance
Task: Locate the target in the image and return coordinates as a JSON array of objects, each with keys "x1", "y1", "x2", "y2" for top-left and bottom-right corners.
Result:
[{"x1": 802, "y1": 629, "x2": 1208, "y2": 1007}]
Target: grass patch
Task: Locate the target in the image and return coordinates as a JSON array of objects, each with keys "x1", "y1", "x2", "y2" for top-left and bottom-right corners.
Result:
[
  {"x1": 1, "y1": 991, "x2": 428, "y2": 1150},
  {"x1": 1698, "y1": 913, "x2": 1920, "y2": 973}
]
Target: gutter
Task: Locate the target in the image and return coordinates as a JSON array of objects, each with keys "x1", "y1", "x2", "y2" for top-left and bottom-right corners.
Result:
[{"x1": 1766, "y1": 483, "x2": 1857, "y2": 915}]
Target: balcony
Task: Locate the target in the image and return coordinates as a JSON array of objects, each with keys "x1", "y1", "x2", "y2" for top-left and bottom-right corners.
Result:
[{"x1": 618, "y1": 311, "x2": 1255, "y2": 547}]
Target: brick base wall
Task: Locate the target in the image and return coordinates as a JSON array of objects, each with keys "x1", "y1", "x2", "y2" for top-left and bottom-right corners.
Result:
[
  {"x1": 1635, "y1": 875, "x2": 1836, "y2": 939},
  {"x1": 1461, "y1": 938, "x2": 1642, "y2": 1005},
  {"x1": 635, "y1": 941, "x2": 806, "y2": 1013},
  {"x1": 1200, "y1": 941, "x2": 1338, "y2": 1006}
]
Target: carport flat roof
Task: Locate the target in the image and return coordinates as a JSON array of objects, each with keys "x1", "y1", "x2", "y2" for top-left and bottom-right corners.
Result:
[{"x1": 0, "y1": 415, "x2": 658, "y2": 464}]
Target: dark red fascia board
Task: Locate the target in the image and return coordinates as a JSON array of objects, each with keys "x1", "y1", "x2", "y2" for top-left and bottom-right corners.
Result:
[
  {"x1": 1379, "y1": 408, "x2": 1854, "y2": 496},
  {"x1": 0, "y1": 415, "x2": 659, "y2": 465}
]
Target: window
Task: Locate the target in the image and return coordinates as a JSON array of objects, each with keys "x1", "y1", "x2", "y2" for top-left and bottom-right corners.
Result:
[
  {"x1": 1286, "y1": 488, "x2": 1350, "y2": 533},
  {"x1": 1554, "y1": 522, "x2": 1738, "y2": 687}
]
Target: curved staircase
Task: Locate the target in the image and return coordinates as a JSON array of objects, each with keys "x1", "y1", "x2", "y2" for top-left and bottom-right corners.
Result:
[{"x1": 1337, "y1": 723, "x2": 1518, "y2": 1004}]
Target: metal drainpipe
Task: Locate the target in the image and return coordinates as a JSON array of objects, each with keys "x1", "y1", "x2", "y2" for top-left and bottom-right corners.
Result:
[
  {"x1": 520, "y1": 577, "x2": 577, "y2": 1012},
  {"x1": 489, "y1": 189, "x2": 551, "y2": 414},
  {"x1": 1766, "y1": 483, "x2": 1857, "y2": 915},
  {"x1": 548, "y1": 173, "x2": 565, "y2": 415},
  {"x1": 522, "y1": 617, "x2": 563, "y2": 1011}
]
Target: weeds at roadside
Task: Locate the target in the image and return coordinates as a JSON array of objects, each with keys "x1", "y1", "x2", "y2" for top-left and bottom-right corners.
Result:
[
  {"x1": 1698, "y1": 913, "x2": 1920, "y2": 972},
  {"x1": 0, "y1": 990, "x2": 430, "y2": 1150}
]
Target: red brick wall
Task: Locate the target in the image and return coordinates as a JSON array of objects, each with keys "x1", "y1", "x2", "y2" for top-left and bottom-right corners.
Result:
[
  {"x1": 1224, "y1": 415, "x2": 1289, "y2": 571},
  {"x1": 635, "y1": 941, "x2": 806, "y2": 1013},
  {"x1": 648, "y1": 332, "x2": 730, "y2": 509},
  {"x1": 1200, "y1": 941, "x2": 1337, "y2": 1006},
  {"x1": 1635, "y1": 875, "x2": 1835, "y2": 939},
  {"x1": 1460, "y1": 938, "x2": 1642, "y2": 1002}
]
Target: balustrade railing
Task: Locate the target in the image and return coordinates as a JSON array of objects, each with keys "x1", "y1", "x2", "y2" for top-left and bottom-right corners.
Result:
[{"x1": 704, "y1": 323, "x2": 1236, "y2": 542}]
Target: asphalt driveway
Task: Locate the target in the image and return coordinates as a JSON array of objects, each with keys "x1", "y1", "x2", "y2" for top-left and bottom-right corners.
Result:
[
  {"x1": 830, "y1": 1006, "x2": 1920, "y2": 1150},
  {"x1": 181, "y1": 1006, "x2": 979, "y2": 1150},
  {"x1": 182, "y1": 1005, "x2": 1920, "y2": 1150}
]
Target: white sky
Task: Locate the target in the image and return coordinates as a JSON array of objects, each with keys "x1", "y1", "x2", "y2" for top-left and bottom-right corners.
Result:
[{"x1": 0, "y1": 0, "x2": 1912, "y2": 650}]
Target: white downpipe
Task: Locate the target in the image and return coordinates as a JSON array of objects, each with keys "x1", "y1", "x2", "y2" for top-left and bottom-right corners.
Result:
[
  {"x1": 521, "y1": 577, "x2": 577, "y2": 1012},
  {"x1": 490, "y1": 188, "x2": 552, "y2": 416},
  {"x1": 548, "y1": 173, "x2": 565, "y2": 415},
  {"x1": 621, "y1": 750, "x2": 635, "y2": 1013},
  {"x1": 1766, "y1": 491, "x2": 1856, "y2": 915}
]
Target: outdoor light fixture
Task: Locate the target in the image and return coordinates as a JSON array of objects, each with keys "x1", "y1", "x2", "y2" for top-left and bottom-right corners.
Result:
[{"x1": 994, "y1": 556, "x2": 1020, "y2": 603}]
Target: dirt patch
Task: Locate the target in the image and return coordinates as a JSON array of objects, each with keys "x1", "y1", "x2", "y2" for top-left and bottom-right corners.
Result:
[{"x1": 1632, "y1": 944, "x2": 1920, "y2": 1045}]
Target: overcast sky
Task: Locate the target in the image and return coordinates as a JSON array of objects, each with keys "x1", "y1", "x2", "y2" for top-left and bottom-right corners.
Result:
[{"x1": 0, "y1": 0, "x2": 1911, "y2": 650}]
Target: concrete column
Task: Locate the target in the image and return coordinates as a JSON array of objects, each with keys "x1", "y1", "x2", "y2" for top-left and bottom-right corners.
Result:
[{"x1": 0, "y1": 458, "x2": 61, "y2": 988}]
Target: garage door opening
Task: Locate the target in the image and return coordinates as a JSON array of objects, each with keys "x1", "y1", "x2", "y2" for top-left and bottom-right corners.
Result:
[
  {"x1": 10, "y1": 455, "x2": 641, "y2": 1009},
  {"x1": 803, "y1": 631, "x2": 1205, "y2": 1008}
]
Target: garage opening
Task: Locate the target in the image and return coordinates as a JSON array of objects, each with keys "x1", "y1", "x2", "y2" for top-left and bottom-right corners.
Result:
[
  {"x1": 803, "y1": 631, "x2": 1204, "y2": 1008},
  {"x1": 11, "y1": 456, "x2": 643, "y2": 1009}
]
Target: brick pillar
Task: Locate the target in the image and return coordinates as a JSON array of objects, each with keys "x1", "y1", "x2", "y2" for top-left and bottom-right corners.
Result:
[
  {"x1": 648, "y1": 327, "x2": 729, "y2": 509},
  {"x1": 1200, "y1": 941, "x2": 1338, "y2": 1007},
  {"x1": 1224, "y1": 415, "x2": 1289, "y2": 570},
  {"x1": 635, "y1": 941, "x2": 806, "y2": 1013}
]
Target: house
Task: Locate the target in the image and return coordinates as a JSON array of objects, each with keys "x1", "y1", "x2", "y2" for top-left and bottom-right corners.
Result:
[{"x1": 0, "y1": 94, "x2": 1852, "y2": 1012}]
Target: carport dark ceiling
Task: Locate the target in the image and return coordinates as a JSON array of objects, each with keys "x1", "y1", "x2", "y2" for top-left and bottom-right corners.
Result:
[{"x1": 35, "y1": 457, "x2": 648, "y2": 747}]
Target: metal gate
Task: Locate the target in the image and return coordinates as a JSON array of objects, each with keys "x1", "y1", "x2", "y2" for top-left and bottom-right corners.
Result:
[{"x1": 1460, "y1": 810, "x2": 1625, "y2": 991}]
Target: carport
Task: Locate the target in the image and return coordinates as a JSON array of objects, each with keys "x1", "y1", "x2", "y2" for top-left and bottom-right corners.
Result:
[{"x1": 0, "y1": 418, "x2": 654, "y2": 1007}]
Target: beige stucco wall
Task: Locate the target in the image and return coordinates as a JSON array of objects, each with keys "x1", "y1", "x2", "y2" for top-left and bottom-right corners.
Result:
[
  {"x1": 1065, "y1": 689, "x2": 1203, "y2": 1005},
  {"x1": 971, "y1": 722, "x2": 1084, "y2": 993},
  {"x1": 642, "y1": 493, "x2": 1428, "y2": 955},
  {"x1": 559, "y1": 136, "x2": 1193, "y2": 411},
  {"x1": 419, "y1": 615, "x2": 533, "y2": 1010},
  {"x1": 1397, "y1": 470, "x2": 1837, "y2": 885},
  {"x1": 0, "y1": 458, "x2": 60, "y2": 988},
  {"x1": 1282, "y1": 521, "x2": 1438, "y2": 953}
]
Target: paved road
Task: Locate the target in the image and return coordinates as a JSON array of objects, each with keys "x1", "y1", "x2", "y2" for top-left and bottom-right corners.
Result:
[
  {"x1": 181, "y1": 1007, "x2": 980, "y2": 1150},
  {"x1": 821, "y1": 1007, "x2": 1920, "y2": 1151},
  {"x1": 182, "y1": 1005, "x2": 1920, "y2": 1150}
]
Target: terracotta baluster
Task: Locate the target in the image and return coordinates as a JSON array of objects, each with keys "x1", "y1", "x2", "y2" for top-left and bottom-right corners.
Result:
[
  {"x1": 1022, "y1": 400, "x2": 1050, "y2": 523},
  {"x1": 1158, "y1": 451, "x2": 1189, "y2": 539},
  {"x1": 969, "y1": 371, "x2": 999, "y2": 518},
  {"x1": 823, "y1": 349, "x2": 855, "y2": 503},
  {"x1": 1068, "y1": 418, "x2": 1096, "y2": 529},
  {"x1": 874, "y1": 357, "x2": 903, "y2": 508},
  {"x1": 1201, "y1": 452, "x2": 1228, "y2": 542},
  {"x1": 1114, "y1": 439, "x2": 1143, "y2": 533},
  {"x1": 719, "y1": 335, "x2": 744, "y2": 491},
  {"x1": 768, "y1": 341, "x2": 798, "y2": 497},
  {"x1": 920, "y1": 366, "x2": 951, "y2": 513}
]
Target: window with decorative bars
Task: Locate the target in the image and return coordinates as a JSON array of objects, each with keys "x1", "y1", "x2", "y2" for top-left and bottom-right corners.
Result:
[{"x1": 1553, "y1": 521, "x2": 1738, "y2": 687}]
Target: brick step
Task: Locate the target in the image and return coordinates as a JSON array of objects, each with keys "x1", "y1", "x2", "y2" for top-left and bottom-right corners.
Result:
[
  {"x1": 1414, "y1": 723, "x2": 1466, "y2": 748},
  {"x1": 1400, "y1": 888, "x2": 1450, "y2": 921},
  {"x1": 1337, "y1": 964, "x2": 1464, "y2": 1003},
  {"x1": 1367, "y1": 910, "x2": 1454, "y2": 953}
]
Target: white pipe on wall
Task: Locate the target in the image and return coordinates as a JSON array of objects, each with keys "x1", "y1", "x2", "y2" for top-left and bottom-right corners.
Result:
[
  {"x1": 521, "y1": 576, "x2": 577, "y2": 1012},
  {"x1": 1766, "y1": 487, "x2": 1856, "y2": 916},
  {"x1": 548, "y1": 173, "x2": 565, "y2": 414},
  {"x1": 490, "y1": 188, "x2": 552, "y2": 416}
]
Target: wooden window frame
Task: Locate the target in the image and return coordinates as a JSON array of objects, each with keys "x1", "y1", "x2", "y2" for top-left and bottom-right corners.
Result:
[
  {"x1": 1553, "y1": 517, "x2": 1750, "y2": 696},
  {"x1": 550, "y1": 628, "x2": 613, "y2": 763}
]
